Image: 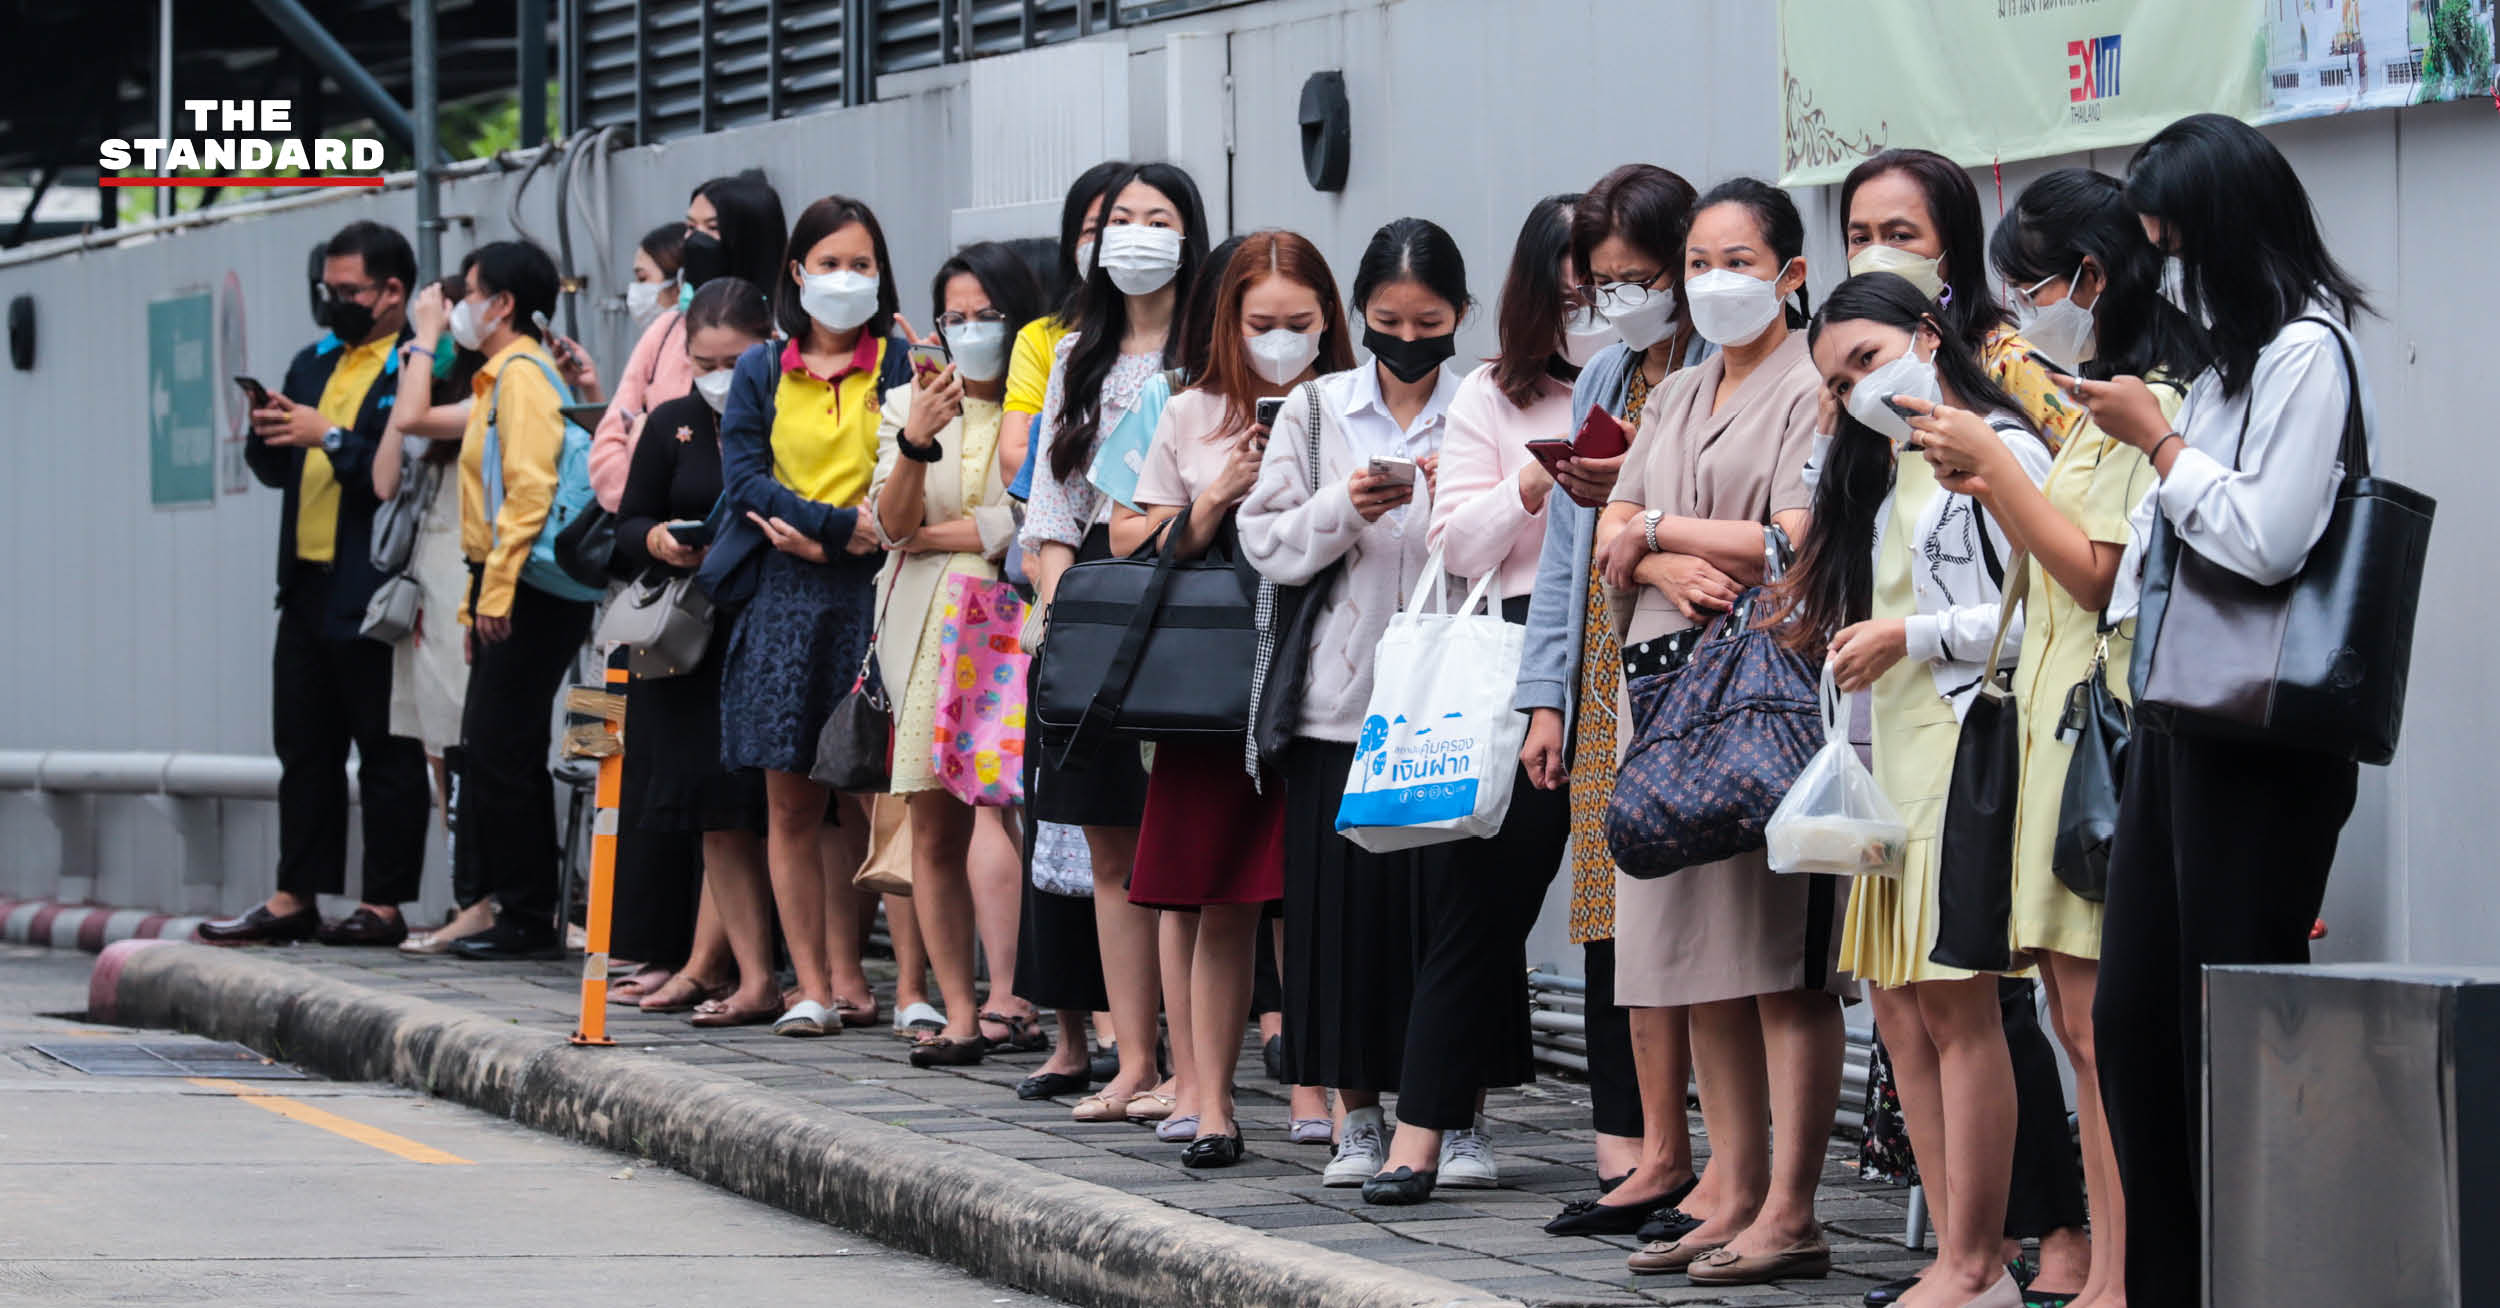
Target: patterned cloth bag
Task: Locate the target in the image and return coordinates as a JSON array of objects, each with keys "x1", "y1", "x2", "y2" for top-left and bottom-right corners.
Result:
[{"x1": 933, "y1": 572, "x2": 1031, "y2": 806}]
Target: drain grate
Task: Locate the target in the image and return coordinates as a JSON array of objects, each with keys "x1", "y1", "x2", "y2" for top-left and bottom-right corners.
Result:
[{"x1": 31, "y1": 1039, "x2": 309, "y2": 1079}]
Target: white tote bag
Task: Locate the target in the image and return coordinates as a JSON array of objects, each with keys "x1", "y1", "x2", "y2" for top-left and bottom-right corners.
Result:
[{"x1": 1333, "y1": 545, "x2": 1528, "y2": 853}]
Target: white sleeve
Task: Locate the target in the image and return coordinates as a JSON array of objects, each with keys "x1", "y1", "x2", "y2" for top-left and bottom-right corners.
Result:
[{"x1": 2156, "y1": 327, "x2": 2355, "y2": 587}]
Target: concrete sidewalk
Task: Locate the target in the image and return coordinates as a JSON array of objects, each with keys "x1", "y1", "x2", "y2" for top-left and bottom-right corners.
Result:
[{"x1": 91, "y1": 940, "x2": 1931, "y2": 1308}]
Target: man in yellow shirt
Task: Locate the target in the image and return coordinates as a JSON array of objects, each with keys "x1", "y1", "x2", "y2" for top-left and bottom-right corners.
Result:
[{"x1": 204, "y1": 223, "x2": 431, "y2": 948}]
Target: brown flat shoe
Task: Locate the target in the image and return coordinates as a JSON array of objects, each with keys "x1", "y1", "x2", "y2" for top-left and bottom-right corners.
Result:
[
  {"x1": 1626, "y1": 1237, "x2": 1725, "y2": 1275},
  {"x1": 1683, "y1": 1238, "x2": 1832, "y2": 1285},
  {"x1": 638, "y1": 975, "x2": 729, "y2": 1014}
]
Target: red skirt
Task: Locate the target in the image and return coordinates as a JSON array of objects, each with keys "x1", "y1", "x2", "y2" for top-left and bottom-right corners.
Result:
[{"x1": 1130, "y1": 740, "x2": 1286, "y2": 909}]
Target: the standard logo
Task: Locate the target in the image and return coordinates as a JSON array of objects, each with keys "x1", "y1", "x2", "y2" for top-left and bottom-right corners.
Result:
[{"x1": 100, "y1": 99, "x2": 385, "y2": 190}]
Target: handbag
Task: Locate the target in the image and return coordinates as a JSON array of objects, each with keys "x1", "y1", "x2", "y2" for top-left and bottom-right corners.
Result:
[
  {"x1": 2051, "y1": 615, "x2": 2129, "y2": 903},
  {"x1": 1931, "y1": 554, "x2": 2028, "y2": 973},
  {"x1": 1245, "y1": 380, "x2": 1339, "y2": 777},
  {"x1": 853, "y1": 794, "x2": 914, "y2": 896},
  {"x1": 595, "y1": 572, "x2": 717, "y2": 678},
  {"x1": 1032, "y1": 498, "x2": 1257, "y2": 761},
  {"x1": 2131, "y1": 318, "x2": 2435, "y2": 765},
  {"x1": 810, "y1": 643, "x2": 895, "y2": 793},
  {"x1": 553, "y1": 504, "x2": 619, "y2": 589},
  {"x1": 369, "y1": 449, "x2": 437, "y2": 574},
  {"x1": 1605, "y1": 587, "x2": 1823, "y2": 879},
  {"x1": 359, "y1": 571, "x2": 423, "y2": 643},
  {"x1": 932, "y1": 572, "x2": 1030, "y2": 807}
]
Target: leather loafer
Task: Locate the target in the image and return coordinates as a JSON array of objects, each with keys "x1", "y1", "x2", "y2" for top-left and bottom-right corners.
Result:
[
  {"x1": 450, "y1": 920, "x2": 561, "y2": 961},
  {"x1": 1544, "y1": 1195, "x2": 1664, "y2": 1237},
  {"x1": 317, "y1": 907, "x2": 408, "y2": 947},
  {"x1": 1684, "y1": 1237, "x2": 1833, "y2": 1286},
  {"x1": 1361, "y1": 1166, "x2": 1437, "y2": 1206},
  {"x1": 197, "y1": 903, "x2": 320, "y2": 945},
  {"x1": 1180, "y1": 1134, "x2": 1245, "y2": 1169},
  {"x1": 1626, "y1": 1237, "x2": 1726, "y2": 1275},
  {"x1": 1015, "y1": 1070, "x2": 1090, "y2": 1101}
]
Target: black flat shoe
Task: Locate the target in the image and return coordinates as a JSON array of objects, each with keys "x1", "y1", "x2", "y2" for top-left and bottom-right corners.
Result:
[
  {"x1": 1087, "y1": 1044, "x2": 1119, "y2": 1084},
  {"x1": 317, "y1": 907, "x2": 408, "y2": 947},
  {"x1": 1180, "y1": 1134, "x2": 1245, "y2": 1169},
  {"x1": 197, "y1": 903, "x2": 321, "y2": 945},
  {"x1": 1635, "y1": 1206, "x2": 1705, "y2": 1244},
  {"x1": 1597, "y1": 1169, "x2": 1633, "y2": 1195},
  {"x1": 909, "y1": 1036, "x2": 988, "y2": 1068},
  {"x1": 1544, "y1": 1196, "x2": 1662, "y2": 1236},
  {"x1": 450, "y1": 920, "x2": 561, "y2": 960},
  {"x1": 1262, "y1": 1033, "x2": 1285, "y2": 1082},
  {"x1": 1016, "y1": 1070, "x2": 1090, "y2": 1101},
  {"x1": 1361, "y1": 1166, "x2": 1437, "y2": 1206}
]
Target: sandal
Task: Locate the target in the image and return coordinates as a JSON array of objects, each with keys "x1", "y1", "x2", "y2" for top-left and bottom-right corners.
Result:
[
  {"x1": 978, "y1": 1010, "x2": 1050, "y2": 1053},
  {"x1": 908, "y1": 1034, "x2": 989, "y2": 1068},
  {"x1": 688, "y1": 998, "x2": 779, "y2": 1029},
  {"x1": 1071, "y1": 1091, "x2": 1137, "y2": 1123},
  {"x1": 772, "y1": 1000, "x2": 836, "y2": 1037},
  {"x1": 892, "y1": 1002, "x2": 946, "y2": 1037},
  {"x1": 834, "y1": 996, "x2": 881, "y2": 1029},
  {"x1": 638, "y1": 974, "x2": 728, "y2": 1014}
]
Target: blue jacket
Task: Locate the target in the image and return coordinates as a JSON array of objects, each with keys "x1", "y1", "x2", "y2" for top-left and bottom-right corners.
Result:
[
  {"x1": 697, "y1": 333, "x2": 913, "y2": 609},
  {"x1": 244, "y1": 329, "x2": 407, "y2": 641}
]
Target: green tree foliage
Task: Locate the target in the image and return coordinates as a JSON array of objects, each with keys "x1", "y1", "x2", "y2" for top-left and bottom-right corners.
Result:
[{"x1": 2420, "y1": 0, "x2": 2496, "y2": 102}]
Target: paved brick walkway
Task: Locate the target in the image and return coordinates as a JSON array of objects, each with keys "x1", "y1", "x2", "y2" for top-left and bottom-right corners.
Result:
[{"x1": 243, "y1": 945, "x2": 1936, "y2": 1306}]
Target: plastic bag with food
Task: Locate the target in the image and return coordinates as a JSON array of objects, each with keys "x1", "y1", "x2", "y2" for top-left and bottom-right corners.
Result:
[{"x1": 1767, "y1": 663, "x2": 1908, "y2": 878}]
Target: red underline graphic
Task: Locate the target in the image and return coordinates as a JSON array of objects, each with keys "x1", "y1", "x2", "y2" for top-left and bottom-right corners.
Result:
[{"x1": 100, "y1": 176, "x2": 386, "y2": 188}]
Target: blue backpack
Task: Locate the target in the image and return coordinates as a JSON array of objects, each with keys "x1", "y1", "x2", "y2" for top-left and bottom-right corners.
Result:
[{"x1": 481, "y1": 351, "x2": 604, "y2": 604}]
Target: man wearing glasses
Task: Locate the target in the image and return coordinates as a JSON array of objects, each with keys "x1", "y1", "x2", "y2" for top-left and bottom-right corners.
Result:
[{"x1": 202, "y1": 221, "x2": 431, "y2": 948}]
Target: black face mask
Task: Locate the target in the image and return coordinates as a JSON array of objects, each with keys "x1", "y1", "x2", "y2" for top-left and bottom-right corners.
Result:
[
  {"x1": 680, "y1": 229, "x2": 728, "y2": 290},
  {"x1": 327, "y1": 297, "x2": 376, "y2": 344},
  {"x1": 1363, "y1": 325, "x2": 1456, "y2": 384}
]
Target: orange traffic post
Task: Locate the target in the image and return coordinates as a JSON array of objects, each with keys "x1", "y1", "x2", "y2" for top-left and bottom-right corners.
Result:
[{"x1": 568, "y1": 665, "x2": 630, "y2": 1047}]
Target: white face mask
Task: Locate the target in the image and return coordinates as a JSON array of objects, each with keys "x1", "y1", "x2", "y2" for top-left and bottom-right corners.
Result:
[
  {"x1": 2013, "y1": 264, "x2": 2098, "y2": 371},
  {"x1": 1685, "y1": 266, "x2": 1790, "y2": 348},
  {"x1": 1600, "y1": 284, "x2": 1681, "y2": 352},
  {"x1": 1845, "y1": 344, "x2": 1943, "y2": 449},
  {"x1": 797, "y1": 269, "x2": 879, "y2": 332},
  {"x1": 1560, "y1": 306, "x2": 1619, "y2": 367},
  {"x1": 626, "y1": 279, "x2": 673, "y2": 326},
  {"x1": 448, "y1": 296, "x2": 501, "y2": 351},
  {"x1": 693, "y1": 367, "x2": 734, "y2": 414},
  {"x1": 1073, "y1": 238, "x2": 1096, "y2": 282},
  {"x1": 944, "y1": 320, "x2": 1011, "y2": 383},
  {"x1": 1245, "y1": 327, "x2": 1321, "y2": 386},
  {"x1": 1850, "y1": 244, "x2": 1946, "y2": 301},
  {"x1": 1095, "y1": 225, "x2": 1183, "y2": 296}
]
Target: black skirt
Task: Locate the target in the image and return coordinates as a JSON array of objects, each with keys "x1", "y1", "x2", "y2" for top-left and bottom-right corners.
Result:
[
  {"x1": 624, "y1": 612, "x2": 767, "y2": 835},
  {"x1": 1027, "y1": 525, "x2": 1149, "y2": 828},
  {"x1": 1279, "y1": 736, "x2": 1417, "y2": 1092}
]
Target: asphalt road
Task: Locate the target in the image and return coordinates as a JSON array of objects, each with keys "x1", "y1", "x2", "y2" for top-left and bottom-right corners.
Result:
[{"x1": 0, "y1": 944, "x2": 1067, "y2": 1307}]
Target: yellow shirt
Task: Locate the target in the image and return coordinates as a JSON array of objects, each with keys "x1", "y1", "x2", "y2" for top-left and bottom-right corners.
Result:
[
  {"x1": 458, "y1": 338, "x2": 566, "y2": 620},
  {"x1": 769, "y1": 334, "x2": 886, "y2": 508},
  {"x1": 1005, "y1": 316, "x2": 1072, "y2": 416},
  {"x1": 295, "y1": 334, "x2": 394, "y2": 563}
]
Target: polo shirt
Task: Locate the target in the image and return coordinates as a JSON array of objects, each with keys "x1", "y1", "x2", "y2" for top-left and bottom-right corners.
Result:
[
  {"x1": 295, "y1": 332, "x2": 395, "y2": 563},
  {"x1": 771, "y1": 333, "x2": 886, "y2": 508}
]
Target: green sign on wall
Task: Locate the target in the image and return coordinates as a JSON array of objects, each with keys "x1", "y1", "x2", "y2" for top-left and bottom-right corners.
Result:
[{"x1": 149, "y1": 290, "x2": 216, "y2": 508}]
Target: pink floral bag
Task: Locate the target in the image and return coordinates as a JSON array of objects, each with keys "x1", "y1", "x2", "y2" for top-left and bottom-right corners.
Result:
[{"x1": 933, "y1": 572, "x2": 1031, "y2": 806}]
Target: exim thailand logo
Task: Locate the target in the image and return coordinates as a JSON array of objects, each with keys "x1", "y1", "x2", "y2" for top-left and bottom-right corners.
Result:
[
  {"x1": 2067, "y1": 34, "x2": 2123, "y2": 122},
  {"x1": 99, "y1": 99, "x2": 385, "y2": 190}
]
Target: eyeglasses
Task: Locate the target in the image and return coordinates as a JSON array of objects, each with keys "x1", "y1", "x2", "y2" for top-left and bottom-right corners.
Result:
[
  {"x1": 2005, "y1": 261, "x2": 2084, "y2": 312},
  {"x1": 1565, "y1": 273, "x2": 1671, "y2": 317},
  {"x1": 321, "y1": 281, "x2": 381, "y2": 304},
  {"x1": 936, "y1": 309, "x2": 1007, "y2": 330}
]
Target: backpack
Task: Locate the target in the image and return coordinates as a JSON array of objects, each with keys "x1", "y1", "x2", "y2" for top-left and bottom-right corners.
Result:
[{"x1": 481, "y1": 351, "x2": 604, "y2": 604}]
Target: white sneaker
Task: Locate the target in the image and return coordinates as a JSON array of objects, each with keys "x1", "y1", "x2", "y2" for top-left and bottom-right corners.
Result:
[
  {"x1": 1321, "y1": 1107, "x2": 1386, "y2": 1187},
  {"x1": 1437, "y1": 1125, "x2": 1498, "y2": 1189}
]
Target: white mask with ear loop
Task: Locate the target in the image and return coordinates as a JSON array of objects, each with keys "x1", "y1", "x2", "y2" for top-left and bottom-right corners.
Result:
[
  {"x1": 2013, "y1": 262, "x2": 2098, "y2": 371},
  {"x1": 1845, "y1": 344, "x2": 1943, "y2": 449}
]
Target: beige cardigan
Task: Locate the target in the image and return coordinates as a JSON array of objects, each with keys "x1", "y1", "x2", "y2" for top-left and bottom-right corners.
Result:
[{"x1": 868, "y1": 386, "x2": 1017, "y2": 693}]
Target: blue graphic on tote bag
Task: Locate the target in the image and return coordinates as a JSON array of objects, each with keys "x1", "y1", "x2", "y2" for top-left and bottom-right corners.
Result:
[{"x1": 1336, "y1": 711, "x2": 1482, "y2": 830}]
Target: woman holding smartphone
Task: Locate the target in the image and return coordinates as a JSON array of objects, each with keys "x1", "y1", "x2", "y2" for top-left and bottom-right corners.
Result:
[
  {"x1": 1238, "y1": 216, "x2": 1467, "y2": 1191},
  {"x1": 1021, "y1": 162, "x2": 1210, "y2": 1121}
]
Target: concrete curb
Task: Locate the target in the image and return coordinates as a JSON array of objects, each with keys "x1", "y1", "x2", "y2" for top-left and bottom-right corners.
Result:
[
  {"x1": 93, "y1": 942, "x2": 1521, "y2": 1308},
  {"x1": 0, "y1": 899, "x2": 206, "y2": 951}
]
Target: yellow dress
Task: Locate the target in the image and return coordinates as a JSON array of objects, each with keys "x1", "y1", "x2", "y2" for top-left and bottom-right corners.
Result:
[
  {"x1": 890, "y1": 398, "x2": 1005, "y2": 794},
  {"x1": 1841, "y1": 453, "x2": 1986, "y2": 989}
]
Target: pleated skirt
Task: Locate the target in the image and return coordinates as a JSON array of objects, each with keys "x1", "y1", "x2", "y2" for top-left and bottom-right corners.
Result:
[{"x1": 1279, "y1": 737, "x2": 1416, "y2": 1093}]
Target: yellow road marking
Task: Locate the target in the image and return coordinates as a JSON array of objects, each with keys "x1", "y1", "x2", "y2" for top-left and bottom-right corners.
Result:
[{"x1": 185, "y1": 1078, "x2": 473, "y2": 1165}]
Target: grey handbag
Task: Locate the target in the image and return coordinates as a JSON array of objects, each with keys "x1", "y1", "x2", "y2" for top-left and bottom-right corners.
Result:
[
  {"x1": 368, "y1": 445, "x2": 438, "y2": 574},
  {"x1": 595, "y1": 572, "x2": 717, "y2": 679},
  {"x1": 359, "y1": 571, "x2": 423, "y2": 643}
]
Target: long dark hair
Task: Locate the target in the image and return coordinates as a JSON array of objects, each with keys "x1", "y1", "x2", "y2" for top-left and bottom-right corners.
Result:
[
  {"x1": 1989, "y1": 167, "x2": 2211, "y2": 385},
  {"x1": 1170, "y1": 235, "x2": 1247, "y2": 387},
  {"x1": 1773, "y1": 273, "x2": 2035, "y2": 653},
  {"x1": 1491, "y1": 193, "x2": 1581, "y2": 408},
  {"x1": 690, "y1": 172, "x2": 788, "y2": 293},
  {"x1": 1049, "y1": 159, "x2": 1133, "y2": 323},
  {"x1": 928, "y1": 240, "x2": 1046, "y2": 348},
  {"x1": 1689, "y1": 177, "x2": 1811, "y2": 328},
  {"x1": 1047, "y1": 162, "x2": 1209, "y2": 482},
  {"x1": 1196, "y1": 230, "x2": 1356, "y2": 439},
  {"x1": 1840, "y1": 148, "x2": 2007, "y2": 348},
  {"x1": 2125, "y1": 113, "x2": 2372, "y2": 397},
  {"x1": 1352, "y1": 216, "x2": 1470, "y2": 318},
  {"x1": 775, "y1": 194, "x2": 901, "y2": 345}
]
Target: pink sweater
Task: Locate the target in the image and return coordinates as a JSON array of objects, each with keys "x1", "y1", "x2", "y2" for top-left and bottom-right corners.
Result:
[
  {"x1": 1427, "y1": 362, "x2": 1571, "y2": 600},
  {"x1": 589, "y1": 312, "x2": 693, "y2": 511}
]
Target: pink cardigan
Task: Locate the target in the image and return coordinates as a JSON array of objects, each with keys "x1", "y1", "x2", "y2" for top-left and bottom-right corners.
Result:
[
  {"x1": 589, "y1": 312, "x2": 693, "y2": 511},
  {"x1": 1427, "y1": 362, "x2": 1572, "y2": 600}
]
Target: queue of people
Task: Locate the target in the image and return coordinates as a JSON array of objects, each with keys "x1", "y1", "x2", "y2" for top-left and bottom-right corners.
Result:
[{"x1": 211, "y1": 111, "x2": 2396, "y2": 1308}]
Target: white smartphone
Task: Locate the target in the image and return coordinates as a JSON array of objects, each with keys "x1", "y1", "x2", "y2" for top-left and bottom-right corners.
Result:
[{"x1": 1367, "y1": 455, "x2": 1417, "y2": 486}]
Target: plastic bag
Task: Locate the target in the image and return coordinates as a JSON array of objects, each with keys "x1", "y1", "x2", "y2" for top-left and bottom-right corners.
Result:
[{"x1": 1766, "y1": 663, "x2": 1908, "y2": 878}]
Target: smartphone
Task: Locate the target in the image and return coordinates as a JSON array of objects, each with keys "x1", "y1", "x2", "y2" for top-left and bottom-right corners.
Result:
[
  {"x1": 1572, "y1": 405, "x2": 1632, "y2": 461},
  {"x1": 1367, "y1": 454, "x2": 1417, "y2": 486},
  {"x1": 234, "y1": 375, "x2": 273, "y2": 409},
  {"x1": 664, "y1": 519, "x2": 715, "y2": 549},
  {"x1": 906, "y1": 341, "x2": 951, "y2": 376},
  {"x1": 1254, "y1": 396, "x2": 1285, "y2": 429},
  {"x1": 531, "y1": 311, "x2": 579, "y2": 366},
  {"x1": 559, "y1": 402, "x2": 610, "y2": 430},
  {"x1": 1883, "y1": 396, "x2": 1925, "y2": 450}
]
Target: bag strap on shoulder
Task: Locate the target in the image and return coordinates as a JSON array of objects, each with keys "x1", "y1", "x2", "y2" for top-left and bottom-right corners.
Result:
[{"x1": 1057, "y1": 498, "x2": 1200, "y2": 768}]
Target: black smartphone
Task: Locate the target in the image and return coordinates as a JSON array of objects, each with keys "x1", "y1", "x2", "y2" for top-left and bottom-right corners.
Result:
[
  {"x1": 234, "y1": 375, "x2": 272, "y2": 409},
  {"x1": 1883, "y1": 396, "x2": 1925, "y2": 450},
  {"x1": 664, "y1": 519, "x2": 715, "y2": 549},
  {"x1": 1254, "y1": 396, "x2": 1285, "y2": 429}
]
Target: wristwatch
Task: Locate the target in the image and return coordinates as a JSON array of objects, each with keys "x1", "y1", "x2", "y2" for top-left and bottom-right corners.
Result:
[
  {"x1": 321, "y1": 426, "x2": 348, "y2": 456},
  {"x1": 1642, "y1": 507, "x2": 1665, "y2": 553}
]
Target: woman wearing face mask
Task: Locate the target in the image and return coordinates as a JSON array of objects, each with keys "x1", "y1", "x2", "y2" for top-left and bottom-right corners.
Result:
[
  {"x1": 1238, "y1": 216, "x2": 1469, "y2": 1193},
  {"x1": 1783, "y1": 272, "x2": 2056, "y2": 1308},
  {"x1": 1004, "y1": 161, "x2": 1131, "y2": 495},
  {"x1": 592, "y1": 173, "x2": 789, "y2": 512},
  {"x1": 1843, "y1": 149, "x2": 2086, "y2": 456},
  {"x1": 1022, "y1": 162, "x2": 1210, "y2": 1121},
  {"x1": 604, "y1": 279, "x2": 785, "y2": 1025},
  {"x1": 865, "y1": 242, "x2": 1047, "y2": 1065},
  {"x1": 700, "y1": 194, "x2": 915, "y2": 1037},
  {"x1": 1586, "y1": 180, "x2": 1847, "y2": 1282},
  {"x1": 627, "y1": 224, "x2": 684, "y2": 330},
  {"x1": 1875, "y1": 168, "x2": 2207, "y2": 1308},
  {"x1": 1104, "y1": 230, "x2": 1353, "y2": 1167},
  {"x1": 1362, "y1": 195, "x2": 1585, "y2": 1204},
  {"x1": 1521, "y1": 164, "x2": 1711, "y2": 1239},
  {"x1": 2058, "y1": 114, "x2": 2376, "y2": 1303}
]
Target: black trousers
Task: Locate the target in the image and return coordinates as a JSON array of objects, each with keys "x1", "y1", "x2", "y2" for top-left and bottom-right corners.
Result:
[
  {"x1": 2094, "y1": 726, "x2": 2355, "y2": 1301},
  {"x1": 2001, "y1": 976, "x2": 2088, "y2": 1238},
  {"x1": 1396, "y1": 767, "x2": 1570, "y2": 1130},
  {"x1": 271, "y1": 569, "x2": 430, "y2": 905},
  {"x1": 1582, "y1": 938, "x2": 1644, "y2": 1139},
  {"x1": 452, "y1": 579, "x2": 594, "y2": 925}
]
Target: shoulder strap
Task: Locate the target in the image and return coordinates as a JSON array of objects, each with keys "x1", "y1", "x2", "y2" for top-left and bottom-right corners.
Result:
[
  {"x1": 2296, "y1": 315, "x2": 2369, "y2": 478},
  {"x1": 1978, "y1": 552, "x2": 2028, "y2": 697},
  {"x1": 480, "y1": 352, "x2": 578, "y2": 535},
  {"x1": 1302, "y1": 380, "x2": 1324, "y2": 495},
  {"x1": 1975, "y1": 503, "x2": 2004, "y2": 588},
  {"x1": 1057, "y1": 498, "x2": 1199, "y2": 768}
]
